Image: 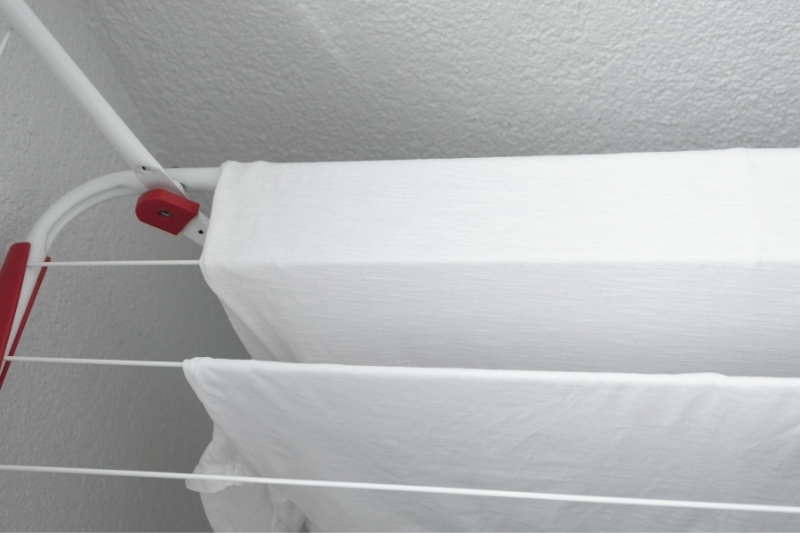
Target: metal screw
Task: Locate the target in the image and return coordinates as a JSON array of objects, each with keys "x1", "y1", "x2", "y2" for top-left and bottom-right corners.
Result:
[{"x1": 158, "y1": 210, "x2": 173, "y2": 217}]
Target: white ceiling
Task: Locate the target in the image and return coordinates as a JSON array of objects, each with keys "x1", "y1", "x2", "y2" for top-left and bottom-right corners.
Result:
[{"x1": 81, "y1": 0, "x2": 800, "y2": 167}]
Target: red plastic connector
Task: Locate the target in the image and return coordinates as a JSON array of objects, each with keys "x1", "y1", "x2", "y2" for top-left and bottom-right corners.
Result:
[
  {"x1": 135, "y1": 189, "x2": 200, "y2": 235},
  {"x1": 0, "y1": 243, "x2": 48, "y2": 391}
]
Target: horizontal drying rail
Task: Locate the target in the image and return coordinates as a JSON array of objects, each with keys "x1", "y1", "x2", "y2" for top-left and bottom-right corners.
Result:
[
  {"x1": 5, "y1": 354, "x2": 800, "y2": 515},
  {"x1": 0, "y1": 167, "x2": 220, "y2": 388},
  {"x1": 1, "y1": 462, "x2": 799, "y2": 514}
]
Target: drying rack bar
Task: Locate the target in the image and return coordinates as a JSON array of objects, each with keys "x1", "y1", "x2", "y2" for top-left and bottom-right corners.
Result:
[
  {"x1": 0, "y1": 167, "x2": 220, "y2": 386},
  {"x1": 1, "y1": 464, "x2": 798, "y2": 514},
  {"x1": 7, "y1": 354, "x2": 800, "y2": 515},
  {"x1": 26, "y1": 260, "x2": 201, "y2": 267},
  {"x1": 11, "y1": 356, "x2": 183, "y2": 368},
  {"x1": 0, "y1": 0, "x2": 225, "y2": 390},
  {"x1": 0, "y1": 0, "x2": 184, "y2": 195},
  {"x1": 0, "y1": 28, "x2": 11, "y2": 56}
]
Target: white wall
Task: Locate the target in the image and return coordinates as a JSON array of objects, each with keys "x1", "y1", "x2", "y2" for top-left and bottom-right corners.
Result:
[
  {"x1": 84, "y1": 0, "x2": 800, "y2": 167},
  {"x1": 0, "y1": 1, "x2": 247, "y2": 530}
]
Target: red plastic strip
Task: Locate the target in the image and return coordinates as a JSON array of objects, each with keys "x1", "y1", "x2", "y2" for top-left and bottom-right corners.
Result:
[
  {"x1": 0, "y1": 244, "x2": 48, "y2": 391},
  {"x1": 0, "y1": 243, "x2": 30, "y2": 360},
  {"x1": 135, "y1": 189, "x2": 200, "y2": 235}
]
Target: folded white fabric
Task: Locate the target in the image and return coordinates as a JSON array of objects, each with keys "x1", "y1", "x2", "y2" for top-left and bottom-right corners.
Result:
[
  {"x1": 200, "y1": 149, "x2": 800, "y2": 376},
  {"x1": 184, "y1": 358, "x2": 800, "y2": 532}
]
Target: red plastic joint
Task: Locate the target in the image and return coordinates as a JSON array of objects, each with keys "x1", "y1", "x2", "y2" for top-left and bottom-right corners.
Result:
[
  {"x1": 135, "y1": 189, "x2": 200, "y2": 235},
  {"x1": 0, "y1": 243, "x2": 48, "y2": 391}
]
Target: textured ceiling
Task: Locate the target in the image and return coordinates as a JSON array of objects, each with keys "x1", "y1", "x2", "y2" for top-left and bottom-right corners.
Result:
[{"x1": 81, "y1": 0, "x2": 800, "y2": 167}]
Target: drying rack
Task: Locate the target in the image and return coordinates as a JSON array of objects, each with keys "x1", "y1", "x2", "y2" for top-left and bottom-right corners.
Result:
[
  {"x1": 0, "y1": 0, "x2": 217, "y2": 390},
  {"x1": 1, "y1": 0, "x2": 799, "y2": 519}
]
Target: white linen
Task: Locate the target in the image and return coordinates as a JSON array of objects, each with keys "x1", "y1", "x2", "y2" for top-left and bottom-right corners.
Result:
[
  {"x1": 194, "y1": 149, "x2": 800, "y2": 530},
  {"x1": 184, "y1": 357, "x2": 800, "y2": 532},
  {"x1": 199, "y1": 149, "x2": 800, "y2": 375}
]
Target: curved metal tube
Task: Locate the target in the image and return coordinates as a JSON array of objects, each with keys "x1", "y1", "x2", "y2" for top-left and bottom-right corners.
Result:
[{"x1": 3, "y1": 167, "x2": 220, "y2": 362}]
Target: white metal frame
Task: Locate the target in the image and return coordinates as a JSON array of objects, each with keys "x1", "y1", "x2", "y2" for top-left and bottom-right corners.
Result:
[
  {"x1": 2, "y1": 168, "x2": 220, "y2": 364},
  {"x1": 0, "y1": 0, "x2": 217, "y2": 363},
  {"x1": 0, "y1": 0, "x2": 185, "y2": 195}
]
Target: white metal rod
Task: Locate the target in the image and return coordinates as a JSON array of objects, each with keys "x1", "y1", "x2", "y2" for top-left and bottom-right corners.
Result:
[
  {"x1": 27, "y1": 260, "x2": 200, "y2": 267},
  {"x1": 9, "y1": 356, "x2": 183, "y2": 368},
  {"x1": 0, "y1": 28, "x2": 11, "y2": 58},
  {"x1": 0, "y1": 464, "x2": 798, "y2": 514},
  {"x1": 0, "y1": 0, "x2": 184, "y2": 195}
]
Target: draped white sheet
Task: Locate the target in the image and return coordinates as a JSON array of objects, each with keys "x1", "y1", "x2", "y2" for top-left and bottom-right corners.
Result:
[
  {"x1": 184, "y1": 358, "x2": 800, "y2": 532},
  {"x1": 192, "y1": 149, "x2": 800, "y2": 530}
]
